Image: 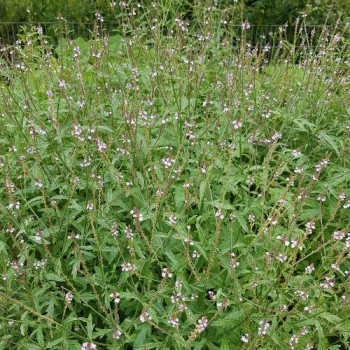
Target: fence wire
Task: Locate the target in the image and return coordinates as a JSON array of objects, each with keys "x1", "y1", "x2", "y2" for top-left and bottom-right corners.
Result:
[{"x1": 0, "y1": 22, "x2": 340, "y2": 49}]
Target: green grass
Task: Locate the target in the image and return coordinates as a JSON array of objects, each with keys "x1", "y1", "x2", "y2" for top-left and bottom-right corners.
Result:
[{"x1": 0, "y1": 3, "x2": 349, "y2": 350}]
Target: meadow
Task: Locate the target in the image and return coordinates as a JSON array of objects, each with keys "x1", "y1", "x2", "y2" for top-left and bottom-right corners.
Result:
[{"x1": 0, "y1": 3, "x2": 349, "y2": 349}]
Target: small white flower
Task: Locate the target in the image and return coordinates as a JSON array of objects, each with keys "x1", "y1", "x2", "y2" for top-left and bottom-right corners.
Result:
[
  {"x1": 241, "y1": 333, "x2": 250, "y2": 343},
  {"x1": 113, "y1": 330, "x2": 122, "y2": 339},
  {"x1": 215, "y1": 209, "x2": 224, "y2": 220},
  {"x1": 175, "y1": 280, "x2": 183, "y2": 288},
  {"x1": 161, "y1": 268, "x2": 172, "y2": 278},
  {"x1": 8, "y1": 201, "x2": 20, "y2": 210},
  {"x1": 232, "y1": 119, "x2": 242, "y2": 130},
  {"x1": 248, "y1": 214, "x2": 256, "y2": 223},
  {"x1": 81, "y1": 342, "x2": 96, "y2": 350},
  {"x1": 196, "y1": 316, "x2": 208, "y2": 332},
  {"x1": 168, "y1": 214, "x2": 177, "y2": 225},
  {"x1": 168, "y1": 316, "x2": 180, "y2": 329},
  {"x1": 130, "y1": 207, "x2": 144, "y2": 221},
  {"x1": 258, "y1": 320, "x2": 270, "y2": 335},
  {"x1": 192, "y1": 250, "x2": 200, "y2": 258},
  {"x1": 320, "y1": 276, "x2": 335, "y2": 289},
  {"x1": 295, "y1": 290, "x2": 309, "y2": 301},
  {"x1": 277, "y1": 254, "x2": 287, "y2": 262},
  {"x1": 230, "y1": 257, "x2": 240, "y2": 269},
  {"x1": 343, "y1": 200, "x2": 350, "y2": 209},
  {"x1": 86, "y1": 202, "x2": 94, "y2": 211},
  {"x1": 292, "y1": 150, "x2": 302, "y2": 157},
  {"x1": 333, "y1": 231, "x2": 345, "y2": 240},
  {"x1": 317, "y1": 195, "x2": 326, "y2": 202},
  {"x1": 280, "y1": 305, "x2": 287, "y2": 311},
  {"x1": 125, "y1": 226, "x2": 133, "y2": 240},
  {"x1": 305, "y1": 221, "x2": 315, "y2": 235},
  {"x1": 35, "y1": 179, "x2": 43, "y2": 188},
  {"x1": 140, "y1": 310, "x2": 152, "y2": 323},
  {"x1": 111, "y1": 223, "x2": 118, "y2": 236},
  {"x1": 242, "y1": 20, "x2": 250, "y2": 30},
  {"x1": 121, "y1": 262, "x2": 137, "y2": 272},
  {"x1": 331, "y1": 263, "x2": 340, "y2": 271},
  {"x1": 58, "y1": 80, "x2": 66, "y2": 89},
  {"x1": 109, "y1": 292, "x2": 120, "y2": 304},
  {"x1": 305, "y1": 264, "x2": 315, "y2": 274},
  {"x1": 184, "y1": 236, "x2": 194, "y2": 245},
  {"x1": 65, "y1": 292, "x2": 73, "y2": 304},
  {"x1": 162, "y1": 156, "x2": 175, "y2": 168}
]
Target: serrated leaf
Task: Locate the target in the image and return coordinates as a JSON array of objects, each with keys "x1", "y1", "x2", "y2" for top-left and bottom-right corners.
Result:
[
  {"x1": 212, "y1": 310, "x2": 243, "y2": 327},
  {"x1": 320, "y1": 312, "x2": 342, "y2": 324},
  {"x1": 199, "y1": 181, "x2": 207, "y2": 209},
  {"x1": 45, "y1": 273, "x2": 65, "y2": 282},
  {"x1": 319, "y1": 132, "x2": 339, "y2": 155},
  {"x1": 87, "y1": 314, "x2": 94, "y2": 339},
  {"x1": 235, "y1": 212, "x2": 248, "y2": 233},
  {"x1": 47, "y1": 338, "x2": 64, "y2": 348},
  {"x1": 134, "y1": 325, "x2": 150, "y2": 347},
  {"x1": 174, "y1": 186, "x2": 185, "y2": 210}
]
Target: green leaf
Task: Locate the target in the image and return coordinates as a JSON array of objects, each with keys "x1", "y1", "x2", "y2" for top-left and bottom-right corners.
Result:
[
  {"x1": 199, "y1": 180, "x2": 207, "y2": 209},
  {"x1": 47, "y1": 338, "x2": 65, "y2": 348},
  {"x1": 235, "y1": 213, "x2": 248, "y2": 233},
  {"x1": 319, "y1": 132, "x2": 339, "y2": 155},
  {"x1": 320, "y1": 312, "x2": 342, "y2": 324},
  {"x1": 134, "y1": 326, "x2": 150, "y2": 347},
  {"x1": 87, "y1": 314, "x2": 94, "y2": 340},
  {"x1": 211, "y1": 310, "x2": 243, "y2": 328},
  {"x1": 174, "y1": 186, "x2": 185, "y2": 210},
  {"x1": 45, "y1": 273, "x2": 65, "y2": 282},
  {"x1": 93, "y1": 328, "x2": 112, "y2": 339}
]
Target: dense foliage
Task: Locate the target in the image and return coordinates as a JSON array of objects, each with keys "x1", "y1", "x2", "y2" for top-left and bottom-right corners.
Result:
[
  {"x1": 0, "y1": 0, "x2": 349, "y2": 44},
  {"x1": 0, "y1": 2, "x2": 350, "y2": 350},
  {"x1": 0, "y1": 0, "x2": 349, "y2": 24}
]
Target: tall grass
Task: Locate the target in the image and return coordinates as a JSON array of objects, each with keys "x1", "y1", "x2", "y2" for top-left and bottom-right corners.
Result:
[{"x1": 0, "y1": 2, "x2": 349, "y2": 349}]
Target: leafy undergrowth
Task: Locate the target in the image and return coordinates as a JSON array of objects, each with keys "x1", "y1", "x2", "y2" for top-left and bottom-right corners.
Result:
[{"x1": 0, "y1": 3, "x2": 349, "y2": 350}]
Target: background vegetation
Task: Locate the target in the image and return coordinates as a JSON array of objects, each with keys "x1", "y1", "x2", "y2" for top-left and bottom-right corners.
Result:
[
  {"x1": 0, "y1": 0, "x2": 350, "y2": 42},
  {"x1": 0, "y1": 1, "x2": 349, "y2": 350},
  {"x1": 0, "y1": 0, "x2": 349, "y2": 33}
]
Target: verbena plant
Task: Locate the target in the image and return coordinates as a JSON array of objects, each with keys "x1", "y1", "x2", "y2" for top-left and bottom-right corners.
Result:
[{"x1": 0, "y1": 2, "x2": 349, "y2": 349}]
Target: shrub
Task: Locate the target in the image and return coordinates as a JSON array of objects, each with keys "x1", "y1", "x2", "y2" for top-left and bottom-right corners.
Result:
[{"x1": 0, "y1": 3, "x2": 349, "y2": 349}]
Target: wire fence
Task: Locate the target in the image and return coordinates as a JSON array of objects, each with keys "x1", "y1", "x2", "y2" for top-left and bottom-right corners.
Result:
[
  {"x1": 0, "y1": 22, "x2": 98, "y2": 45},
  {"x1": 0, "y1": 22, "x2": 341, "y2": 49}
]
